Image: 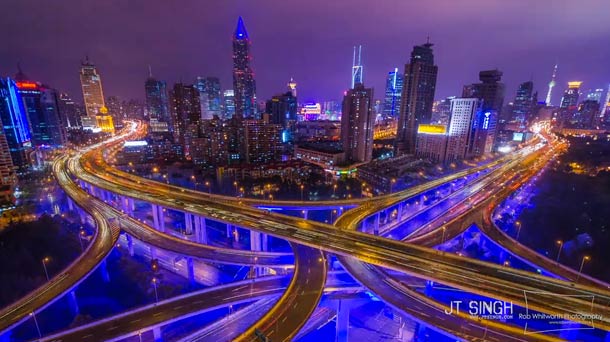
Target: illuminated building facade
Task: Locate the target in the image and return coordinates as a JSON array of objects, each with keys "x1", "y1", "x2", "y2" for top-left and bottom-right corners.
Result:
[
  {"x1": 0, "y1": 78, "x2": 32, "y2": 173},
  {"x1": 79, "y1": 57, "x2": 106, "y2": 117},
  {"x1": 300, "y1": 103, "x2": 322, "y2": 121},
  {"x1": 169, "y1": 83, "x2": 201, "y2": 158},
  {"x1": 0, "y1": 128, "x2": 16, "y2": 202},
  {"x1": 383, "y1": 68, "x2": 403, "y2": 118},
  {"x1": 223, "y1": 90, "x2": 236, "y2": 119},
  {"x1": 232, "y1": 16, "x2": 257, "y2": 119},
  {"x1": 196, "y1": 76, "x2": 222, "y2": 120},
  {"x1": 416, "y1": 124, "x2": 447, "y2": 163},
  {"x1": 57, "y1": 93, "x2": 83, "y2": 128},
  {"x1": 341, "y1": 83, "x2": 374, "y2": 163},
  {"x1": 351, "y1": 45, "x2": 363, "y2": 88},
  {"x1": 145, "y1": 72, "x2": 170, "y2": 124},
  {"x1": 396, "y1": 42, "x2": 438, "y2": 155},
  {"x1": 560, "y1": 81, "x2": 582, "y2": 109},
  {"x1": 445, "y1": 98, "x2": 480, "y2": 163},
  {"x1": 287, "y1": 78, "x2": 297, "y2": 98},
  {"x1": 511, "y1": 81, "x2": 536, "y2": 127},
  {"x1": 244, "y1": 114, "x2": 282, "y2": 164},
  {"x1": 14, "y1": 77, "x2": 67, "y2": 146},
  {"x1": 95, "y1": 106, "x2": 115, "y2": 133}
]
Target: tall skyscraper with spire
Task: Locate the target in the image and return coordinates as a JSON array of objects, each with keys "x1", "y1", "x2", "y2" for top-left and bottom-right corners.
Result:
[
  {"x1": 287, "y1": 78, "x2": 297, "y2": 97},
  {"x1": 232, "y1": 16, "x2": 256, "y2": 119},
  {"x1": 395, "y1": 41, "x2": 438, "y2": 155},
  {"x1": 545, "y1": 63, "x2": 558, "y2": 106},
  {"x1": 351, "y1": 45, "x2": 363, "y2": 88},
  {"x1": 144, "y1": 67, "x2": 170, "y2": 124},
  {"x1": 79, "y1": 57, "x2": 106, "y2": 117}
]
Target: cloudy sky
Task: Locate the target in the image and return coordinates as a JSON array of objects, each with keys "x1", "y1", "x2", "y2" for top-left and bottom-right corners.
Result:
[{"x1": 1, "y1": 0, "x2": 609, "y2": 105}]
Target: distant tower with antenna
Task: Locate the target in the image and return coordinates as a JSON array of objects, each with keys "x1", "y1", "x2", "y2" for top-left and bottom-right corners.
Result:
[
  {"x1": 545, "y1": 63, "x2": 558, "y2": 106},
  {"x1": 351, "y1": 45, "x2": 363, "y2": 88}
]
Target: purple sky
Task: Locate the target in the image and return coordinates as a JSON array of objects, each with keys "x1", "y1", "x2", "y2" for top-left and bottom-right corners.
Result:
[{"x1": 1, "y1": 0, "x2": 609, "y2": 105}]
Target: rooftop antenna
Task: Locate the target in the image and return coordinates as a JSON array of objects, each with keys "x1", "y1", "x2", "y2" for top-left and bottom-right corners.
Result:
[{"x1": 148, "y1": 65, "x2": 153, "y2": 78}]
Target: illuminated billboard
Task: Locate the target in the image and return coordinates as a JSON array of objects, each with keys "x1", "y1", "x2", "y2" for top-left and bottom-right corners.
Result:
[{"x1": 417, "y1": 124, "x2": 446, "y2": 135}]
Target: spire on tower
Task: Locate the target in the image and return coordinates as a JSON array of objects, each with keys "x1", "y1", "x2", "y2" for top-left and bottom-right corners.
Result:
[
  {"x1": 148, "y1": 65, "x2": 153, "y2": 78},
  {"x1": 545, "y1": 63, "x2": 558, "y2": 106},
  {"x1": 234, "y1": 16, "x2": 249, "y2": 40}
]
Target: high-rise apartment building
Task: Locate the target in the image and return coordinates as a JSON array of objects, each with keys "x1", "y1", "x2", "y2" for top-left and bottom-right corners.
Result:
[
  {"x1": 244, "y1": 114, "x2": 282, "y2": 164},
  {"x1": 232, "y1": 17, "x2": 257, "y2": 119},
  {"x1": 341, "y1": 83, "x2": 375, "y2": 163},
  {"x1": 511, "y1": 81, "x2": 536, "y2": 127},
  {"x1": 169, "y1": 83, "x2": 201, "y2": 158},
  {"x1": 383, "y1": 68, "x2": 403, "y2": 118},
  {"x1": 79, "y1": 57, "x2": 106, "y2": 117},
  {"x1": 560, "y1": 82, "x2": 582, "y2": 109},
  {"x1": 0, "y1": 78, "x2": 32, "y2": 173},
  {"x1": 396, "y1": 42, "x2": 438, "y2": 155}
]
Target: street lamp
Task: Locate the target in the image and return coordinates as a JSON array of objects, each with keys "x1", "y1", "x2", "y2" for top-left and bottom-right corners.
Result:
[
  {"x1": 576, "y1": 256, "x2": 590, "y2": 282},
  {"x1": 390, "y1": 178, "x2": 396, "y2": 193},
  {"x1": 152, "y1": 277, "x2": 159, "y2": 303},
  {"x1": 441, "y1": 227, "x2": 446, "y2": 244},
  {"x1": 333, "y1": 184, "x2": 337, "y2": 198},
  {"x1": 79, "y1": 229, "x2": 86, "y2": 252},
  {"x1": 30, "y1": 312, "x2": 41, "y2": 338},
  {"x1": 205, "y1": 181, "x2": 211, "y2": 195},
  {"x1": 300, "y1": 185, "x2": 304, "y2": 201},
  {"x1": 42, "y1": 257, "x2": 50, "y2": 281},
  {"x1": 515, "y1": 221, "x2": 522, "y2": 241},
  {"x1": 555, "y1": 240, "x2": 563, "y2": 262},
  {"x1": 233, "y1": 181, "x2": 238, "y2": 195}
]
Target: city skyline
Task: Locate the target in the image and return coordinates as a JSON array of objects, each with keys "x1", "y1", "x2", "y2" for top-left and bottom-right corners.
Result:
[{"x1": 1, "y1": 1, "x2": 609, "y2": 105}]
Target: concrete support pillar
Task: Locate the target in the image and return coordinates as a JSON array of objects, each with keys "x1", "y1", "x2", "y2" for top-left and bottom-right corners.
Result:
[
  {"x1": 184, "y1": 213, "x2": 193, "y2": 235},
  {"x1": 424, "y1": 280, "x2": 433, "y2": 296},
  {"x1": 78, "y1": 208, "x2": 87, "y2": 225},
  {"x1": 152, "y1": 205, "x2": 160, "y2": 230},
  {"x1": 374, "y1": 213, "x2": 380, "y2": 235},
  {"x1": 559, "y1": 322, "x2": 579, "y2": 341},
  {"x1": 100, "y1": 259, "x2": 110, "y2": 283},
  {"x1": 152, "y1": 326, "x2": 163, "y2": 342},
  {"x1": 226, "y1": 224, "x2": 232, "y2": 238},
  {"x1": 128, "y1": 198, "x2": 135, "y2": 213},
  {"x1": 67, "y1": 197, "x2": 74, "y2": 211},
  {"x1": 261, "y1": 234, "x2": 268, "y2": 252},
  {"x1": 398, "y1": 203, "x2": 404, "y2": 222},
  {"x1": 250, "y1": 231, "x2": 261, "y2": 251},
  {"x1": 150, "y1": 246, "x2": 157, "y2": 260},
  {"x1": 126, "y1": 234, "x2": 135, "y2": 257},
  {"x1": 383, "y1": 209, "x2": 389, "y2": 225},
  {"x1": 197, "y1": 217, "x2": 208, "y2": 244},
  {"x1": 186, "y1": 257, "x2": 195, "y2": 286},
  {"x1": 69, "y1": 290, "x2": 79, "y2": 314},
  {"x1": 336, "y1": 299, "x2": 350, "y2": 342},
  {"x1": 414, "y1": 323, "x2": 427, "y2": 341},
  {"x1": 158, "y1": 207, "x2": 165, "y2": 233}
]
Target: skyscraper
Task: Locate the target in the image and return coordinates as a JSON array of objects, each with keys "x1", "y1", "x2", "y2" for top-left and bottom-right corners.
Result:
[
  {"x1": 586, "y1": 88, "x2": 605, "y2": 103},
  {"x1": 444, "y1": 98, "x2": 481, "y2": 163},
  {"x1": 511, "y1": 81, "x2": 535, "y2": 127},
  {"x1": 463, "y1": 70, "x2": 506, "y2": 113},
  {"x1": 545, "y1": 64, "x2": 558, "y2": 106},
  {"x1": 232, "y1": 16, "x2": 257, "y2": 119},
  {"x1": 57, "y1": 93, "x2": 83, "y2": 128},
  {"x1": 14, "y1": 69, "x2": 67, "y2": 146},
  {"x1": 395, "y1": 42, "x2": 438, "y2": 155},
  {"x1": 287, "y1": 78, "x2": 297, "y2": 98},
  {"x1": 383, "y1": 68, "x2": 403, "y2": 118},
  {"x1": 341, "y1": 83, "x2": 374, "y2": 163},
  {"x1": 244, "y1": 115, "x2": 282, "y2": 164},
  {"x1": 223, "y1": 90, "x2": 236, "y2": 119},
  {"x1": 560, "y1": 82, "x2": 582, "y2": 109},
  {"x1": 169, "y1": 83, "x2": 201, "y2": 158},
  {"x1": 0, "y1": 78, "x2": 32, "y2": 173},
  {"x1": 601, "y1": 84, "x2": 610, "y2": 118},
  {"x1": 196, "y1": 77, "x2": 222, "y2": 120},
  {"x1": 351, "y1": 45, "x2": 363, "y2": 89},
  {"x1": 0, "y1": 127, "x2": 16, "y2": 202},
  {"x1": 145, "y1": 69, "x2": 170, "y2": 124},
  {"x1": 266, "y1": 92, "x2": 297, "y2": 129},
  {"x1": 79, "y1": 57, "x2": 106, "y2": 117}
]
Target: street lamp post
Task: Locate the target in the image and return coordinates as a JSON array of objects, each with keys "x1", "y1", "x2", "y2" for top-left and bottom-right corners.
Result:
[
  {"x1": 152, "y1": 277, "x2": 159, "y2": 303},
  {"x1": 390, "y1": 178, "x2": 396, "y2": 193},
  {"x1": 205, "y1": 181, "x2": 211, "y2": 195},
  {"x1": 78, "y1": 230, "x2": 85, "y2": 252},
  {"x1": 333, "y1": 184, "x2": 337, "y2": 198},
  {"x1": 576, "y1": 256, "x2": 590, "y2": 282},
  {"x1": 555, "y1": 240, "x2": 563, "y2": 262},
  {"x1": 234, "y1": 181, "x2": 238, "y2": 195},
  {"x1": 441, "y1": 227, "x2": 446, "y2": 244},
  {"x1": 30, "y1": 312, "x2": 41, "y2": 338},
  {"x1": 515, "y1": 221, "x2": 522, "y2": 241},
  {"x1": 42, "y1": 257, "x2": 50, "y2": 281},
  {"x1": 300, "y1": 185, "x2": 304, "y2": 201}
]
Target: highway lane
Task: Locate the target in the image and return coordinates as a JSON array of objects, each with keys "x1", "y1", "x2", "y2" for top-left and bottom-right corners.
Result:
[
  {"x1": 233, "y1": 243, "x2": 327, "y2": 342},
  {"x1": 39, "y1": 277, "x2": 289, "y2": 342},
  {"x1": 336, "y1": 140, "x2": 566, "y2": 341},
  {"x1": 0, "y1": 158, "x2": 120, "y2": 335},
  {"x1": 70, "y1": 141, "x2": 610, "y2": 331}
]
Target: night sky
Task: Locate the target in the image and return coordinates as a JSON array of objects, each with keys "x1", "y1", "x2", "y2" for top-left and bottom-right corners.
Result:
[{"x1": 1, "y1": 1, "x2": 609, "y2": 105}]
